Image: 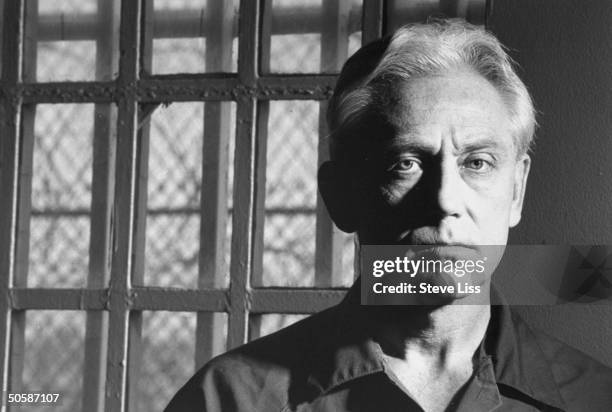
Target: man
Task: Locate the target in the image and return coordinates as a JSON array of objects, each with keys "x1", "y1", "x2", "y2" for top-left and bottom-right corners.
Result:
[{"x1": 166, "y1": 19, "x2": 612, "y2": 411}]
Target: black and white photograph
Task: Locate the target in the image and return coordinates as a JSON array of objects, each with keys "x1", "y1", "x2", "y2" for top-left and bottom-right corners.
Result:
[{"x1": 0, "y1": 0, "x2": 611, "y2": 411}]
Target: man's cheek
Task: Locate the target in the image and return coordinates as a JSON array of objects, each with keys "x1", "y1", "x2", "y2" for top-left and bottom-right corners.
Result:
[
  {"x1": 472, "y1": 197, "x2": 514, "y2": 236},
  {"x1": 470, "y1": 173, "x2": 515, "y2": 201},
  {"x1": 378, "y1": 181, "x2": 417, "y2": 206},
  {"x1": 378, "y1": 186, "x2": 404, "y2": 207}
]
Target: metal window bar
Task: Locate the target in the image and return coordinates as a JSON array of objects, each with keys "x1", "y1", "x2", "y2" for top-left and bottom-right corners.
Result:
[
  {"x1": 314, "y1": 0, "x2": 353, "y2": 288},
  {"x1": 0, "y1": 1, "x2": 488, "y2": 411},
  {"x1": 195, "y1": 0, "x2": 235, "y2": 367},
  {"x1": 82, "y1": 0, "x2": 120, "y2": 410},
  {"x1": 9, "y1": 0, "x2": 34, "y2": 403},
  {"x1": 250, "y1": 0, "x2": 271, "y2": 292},
  {"x1": 124, "y1": 1, "x2": 157, "y2": 409},
  {"x1": 0, "y1": 1, "x2": 22, "y2": 409},
  {"x1": 32, "y1": 8, "x2": 363, "y2": 41},
  {"x1": 226, "y1": 0, "x2": 259, "y2": 351}
]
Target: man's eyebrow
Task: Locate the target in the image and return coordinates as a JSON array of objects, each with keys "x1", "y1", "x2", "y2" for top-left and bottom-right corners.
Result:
[
  {"x1": 456, "y1": 136, "x2": 507, "y2": 153},
  {"x1": 382, "y1": 138, "x2": 437, "y2": 155},
  {"x1": 382, "y1": 136, "x2": 508, "y2": 155}
]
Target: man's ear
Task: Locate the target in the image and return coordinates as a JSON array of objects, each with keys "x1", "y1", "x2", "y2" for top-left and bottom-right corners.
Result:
[
  {"x1": 509, "y1": 154, "x2": 531, "y2": 228},
  {"x1": 318, "y1": 161, "x2": 359, "y2": 233}
]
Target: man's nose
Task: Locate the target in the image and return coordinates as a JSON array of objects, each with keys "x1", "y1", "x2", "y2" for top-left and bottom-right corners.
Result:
[{"x1": 430, "y1": 159, "x2": 463, "y2": 218}]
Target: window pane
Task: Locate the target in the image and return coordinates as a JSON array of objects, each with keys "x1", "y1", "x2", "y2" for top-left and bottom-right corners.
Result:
[
  {"x1": 25, "y1": 0, "x2": 120, "y2": 81},
  {"x1": 144, "y1": 102, "x2": 235, "y2": 288},
  {"x1": 262, "y1": 101, "x2": 318, "y2": 286},
  {"x1": 145, "y1": 0, "x2": 240, "y2": 74},
  {"x1": 29, "y1": 104, "x2": 96, "y2": 288},
  {"x1": 263, "y1": 0, "x2": 363, "y2": 73},
  {"x1": 136, "y1": 311, "x2": 228, "y2": 412},
  {"x1": 341, "y1": 234, "x2": 356, "y2": 286},
  {"x1": 250, "y1": 313, "x2": 308, "y2": 340},
  {"x1": 259, "y1": 100, "x2": 355, "y2": 287},
  {"x1": 22, "y1": 311, "x2": 85, "y2": 412}
]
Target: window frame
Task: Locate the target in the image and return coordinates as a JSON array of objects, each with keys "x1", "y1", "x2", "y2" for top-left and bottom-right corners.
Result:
[
  {"x1": 0, "y1": 1, "x2": 384, "y2": 411},
  {"x1": 0, "y1": 1, "x2": 487, "y2": 411}
]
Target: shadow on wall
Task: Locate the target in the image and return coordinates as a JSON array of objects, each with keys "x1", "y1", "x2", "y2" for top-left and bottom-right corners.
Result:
[{"x1": 489, "y1": 0, "x2": 612, "y2": 367}]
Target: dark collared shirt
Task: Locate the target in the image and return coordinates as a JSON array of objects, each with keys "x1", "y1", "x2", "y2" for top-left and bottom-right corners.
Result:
[{"x1": 166, "y1": 285, "x2": 612, "y2": 411}]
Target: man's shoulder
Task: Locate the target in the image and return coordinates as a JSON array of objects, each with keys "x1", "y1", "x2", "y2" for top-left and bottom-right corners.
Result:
[
  {"x1": 206, "y1": 304, "x2": 337, "y2": 375},
  {"x1": 513, "y1": 311, "x2": 612, "y2": 408},
  {"x1": 165, "y1": 307, "x2": 337, "y2": 412}
]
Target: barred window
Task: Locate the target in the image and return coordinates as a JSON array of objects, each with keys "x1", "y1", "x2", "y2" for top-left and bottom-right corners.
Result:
[{"x1": 0, "y1": 1, "x2": 485, "y2": 411}]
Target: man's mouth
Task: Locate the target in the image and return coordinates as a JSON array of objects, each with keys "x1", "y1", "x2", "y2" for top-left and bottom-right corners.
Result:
[
  {"x1": 397, "y1": 233, "x2": 477, "y2": 248},
  {"x1": 403, "y1": 244, "x2": 480, "y2": 261}
]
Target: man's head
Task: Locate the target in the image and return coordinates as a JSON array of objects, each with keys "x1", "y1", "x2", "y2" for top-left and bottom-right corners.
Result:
[{"x1": 319, "y1": 19, "x2": 534, "y2": 251}]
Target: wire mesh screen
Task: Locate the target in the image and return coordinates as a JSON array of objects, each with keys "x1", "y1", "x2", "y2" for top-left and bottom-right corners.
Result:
[
  {"x1": 17, "y1": 0, "x2": 373, "y2": 410},
  {"x1": 261, "y1": 100, "x2": 355, "y2": 287},
  {"x1": 145, "y1": 103, "x2": 205, "y2": 288},
  {"x1": 263, "y1": 101, "x2": 319, "y2": 286},
  {"x1": 23, "y1": 311, "x2": 85, "y2": 412},
  {"x1": 26, "y1": 0, "x2": 120, "y2": 82},
  {"x1": 265, "y1": 0, "x2": 363, "y2": 73},
  {"x1": 147, "y1": 0, "x2": 240, "y2": 74},
  {"x1": 144, "y1": 102, "x2": 236, "y2": 288},
  {"x1": 37, "y1": 40, "x2": 97, "y2": 81},
  {"x1": 137, "y1": 311, "x2": 227, "y2": 411},
  {"x1": 0, "y1": 0, "x2": 498, "y2": 410},
  {"x1": 252, "y1": 313, "x2": 308, "y2": 339},
  {"x1": 29, "y1": 103, "x2": 95, "y2": 288}
]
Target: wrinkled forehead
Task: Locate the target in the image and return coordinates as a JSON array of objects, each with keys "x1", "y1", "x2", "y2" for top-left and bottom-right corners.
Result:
[
  {"x1": 374, "y1": 72, "x2": 507, "y2": 122},
  {"x1": 333, "y1": 73, "x2": 517, "y2": 164},
  {"x1": 362, "y1": 73, "x2": 514, "y2": 145}
]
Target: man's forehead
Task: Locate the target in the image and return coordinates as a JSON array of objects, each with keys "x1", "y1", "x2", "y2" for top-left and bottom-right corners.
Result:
[
  {"x1": 381, "y1": 132, "x2": 511, "y2": 156},
  {"x1": 379, "y1": 73, "x2": 505, "y2": 118},
  {"x1": 366, "y1": 73, "x2": 514, "y2": 149}
]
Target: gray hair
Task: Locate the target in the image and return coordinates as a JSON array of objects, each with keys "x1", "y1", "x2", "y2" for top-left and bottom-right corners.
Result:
[{"x1": 327, "y1": 19, "x2": 536, "y2": 160}]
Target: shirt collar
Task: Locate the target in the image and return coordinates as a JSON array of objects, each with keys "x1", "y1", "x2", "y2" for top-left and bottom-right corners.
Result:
[
  {"x1": 306, "y1": 280, "x2": 567, "y2": 411},
  {"x1": 305, "y1": 283, "x2": 385, "y2": 393},
  {"x1": 485, "y1": 287, "x2": 567, "y2": 410}
]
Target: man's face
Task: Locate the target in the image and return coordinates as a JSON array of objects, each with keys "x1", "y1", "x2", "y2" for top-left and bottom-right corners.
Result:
[{"x1": 354, "y1": 71, "x2": 530, "y2": 250}]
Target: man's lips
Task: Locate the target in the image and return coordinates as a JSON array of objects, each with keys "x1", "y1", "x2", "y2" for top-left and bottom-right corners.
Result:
[
  {"x1": 397, "y1": 236, "x2": 478, "y2": 248},
  {"x1": 395, "y1": 227, "x2": 475, "y2": 246},
  {"x1": 404, "y1": 244, "x2": 480, "y2": 259}
]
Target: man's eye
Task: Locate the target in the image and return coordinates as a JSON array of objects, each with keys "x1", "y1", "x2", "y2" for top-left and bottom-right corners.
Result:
[
  {"x1": 464, "y1": 157, "x2": 492, "y2": 171},
  {"x1": 389, "y1": 159, "x2": 421, "y2": 173}
]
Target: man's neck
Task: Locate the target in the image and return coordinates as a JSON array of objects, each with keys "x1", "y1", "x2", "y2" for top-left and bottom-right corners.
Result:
[
  {"x1": 376, "y1": 304, "x2": 490, "y2": 368},
  {"x1": 370, "y1": 287, "x2": 492, "y2": 369},
  {"x1": 367, "y1": 291, "x2": 492, "y2": 412}
]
